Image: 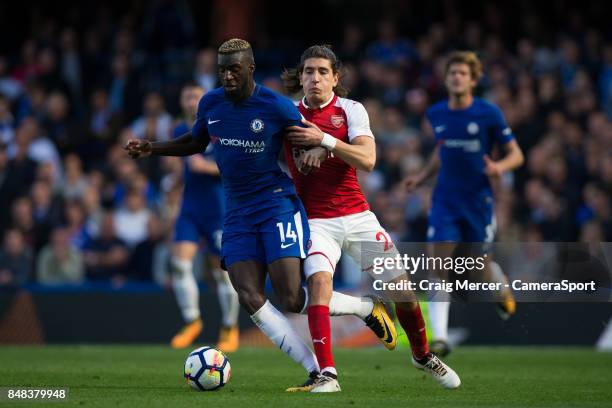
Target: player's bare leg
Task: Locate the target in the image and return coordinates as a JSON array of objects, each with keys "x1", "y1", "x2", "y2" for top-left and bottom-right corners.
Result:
[
  {"x1": 170, "y1": 241, "x2": 202, "y2": 349},
  {"x1": 208, "y1": 254, "x2": 240, "y2": 352},
  {"x1": 229, "y1": 259, "x2": 320, "y2": 391}
]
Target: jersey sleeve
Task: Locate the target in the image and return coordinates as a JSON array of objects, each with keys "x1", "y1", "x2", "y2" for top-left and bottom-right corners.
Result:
[
  {"x1": 345, "y1": 101, "x2": 374, "y2": 142},
  {"x1": 490, "y1": 105, "x2": 514, "y2": 145},
  {"x1": 277, "y1": 96, "x2": 304, "y2": 127},
  {"x1": 191, "y1": 94, "x2": 211, "y2": 143}
]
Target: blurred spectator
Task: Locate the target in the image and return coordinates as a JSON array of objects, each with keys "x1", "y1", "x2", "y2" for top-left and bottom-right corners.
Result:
[
  {"x1": 61, "y1": 154, "x2": 88, "y2": 200},
  {"x1": 37, "y1": 48, "x2": 70, "y2": 95},
  {"x1": 194, "y1": 48, "x2": 217, "y2": 92},
  {"x1": 128, "y1": 214, "x2": 163, "y2": 281},
  {"x1": 59, "y1": 28, "x2": 83, "y2": 109},
  {"x1": 30, "y1": 180, "x2": 62, "y2": 238},
  {"x1": 82, "y1": 185, "x2": 104, "y2": 239},
  {"x1": 82, "y1": 211, "x2": 129, "y2": 281},
  {"x1": 41, "y1": 91, "x2": 76, "y2": 153},
  {"x1": 113, "y1": 188, "x2": 152, "y2": 247},
  {"x1": 63, "y1": 200, "x2": 90, "y2": 249},
  {"x1": 0, "y1": 57, "x2": 23, "y2": 101},
  {"x1": 107, "y1": 53, "x2": 140, "y2": 120},
  {"x1": 366, "y1": 19, "x2": 416, "y2": 66},
  {"x1": 0, "y1": 94, "x2": 15, "y2": 145},
  {"x1": 0, "y1": 229, "x2": 32, "y2": 287},
  {"x1": 36, "y1": 227, "x2": 83, "y2": 284},
  {"x1": 130, "y1": 91, "x2": 173, "y2": 142},
  {"x1": 80, "y1": 88, "x2": 124, "y2": 166},
  {"x1": 10, "y1": 117, "x2": 63, "y2": 184}
]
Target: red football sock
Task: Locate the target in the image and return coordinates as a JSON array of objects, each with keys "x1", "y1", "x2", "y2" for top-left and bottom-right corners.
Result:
[
  {"x1": 307, "y1": 305, "x2": 335, "y2": 373},
  {"x1": 396, "y1": 303, "x2": 429, "y2": 360}
]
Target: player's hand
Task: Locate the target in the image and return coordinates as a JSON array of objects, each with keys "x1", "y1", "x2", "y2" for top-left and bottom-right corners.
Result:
[
  {"x1": 297, "y1": 147, "x2": 327, "y2": 175},
  {"x1": 403, "y1": 173, "x2": 423, "y2": 192},
  {"x1": 285, "y1": 119, "x2": 324, "y2": 146},
  {"x1": 483, "y1": 155, "x2": 503, "y2": 178},
  {"x1": 124, "y1": 139, "x2": 152, "y2": 159}
]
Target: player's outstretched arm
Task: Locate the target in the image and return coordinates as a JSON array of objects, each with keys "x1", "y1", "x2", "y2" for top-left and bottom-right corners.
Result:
[
  {"x1": 124, "y1": 132, "x2": 208, "y2": 158},
  {"x1": 404, "y1": 144, "x2": 441, "y2": 192}
]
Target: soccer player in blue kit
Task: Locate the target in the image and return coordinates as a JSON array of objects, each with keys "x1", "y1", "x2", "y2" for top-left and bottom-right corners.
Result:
[
  {"x1": 404, "y1": 51, "x2": 524, "y2": 356},
  {"x1": 168, "y1": 83, "x2": 240, "y2": 352},
  {"x1": 125, "y1": 39, "x2": 321, "y2": 389}
]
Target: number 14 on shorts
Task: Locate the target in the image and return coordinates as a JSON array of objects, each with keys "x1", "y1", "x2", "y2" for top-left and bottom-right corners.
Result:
[{"x1": 276, "y1": 222, "x2": 297, "y2": 248}]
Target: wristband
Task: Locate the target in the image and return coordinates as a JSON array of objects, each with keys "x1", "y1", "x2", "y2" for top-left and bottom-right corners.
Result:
[{"x1": 321, "y1": 133, "x2": 337, "y2": 151}]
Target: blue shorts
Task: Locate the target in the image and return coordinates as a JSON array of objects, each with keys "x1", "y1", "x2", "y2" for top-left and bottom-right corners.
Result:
[
  {"x1": 174, "y1": 209, "x2": 223, "y2": 256},
  {"x1": 427, "y1": 197, "x2": 495, "y2": 243},
  {"x1": 221, "y1": 196, "x2": 309, "y2": 268}
]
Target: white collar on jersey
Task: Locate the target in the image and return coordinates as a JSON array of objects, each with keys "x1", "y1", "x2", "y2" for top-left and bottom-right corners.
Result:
[{"x1": 302, "y1": 92, "x2": 335, "y2": 110}]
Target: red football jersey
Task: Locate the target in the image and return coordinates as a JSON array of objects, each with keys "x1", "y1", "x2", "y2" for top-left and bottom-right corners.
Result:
[{"x1": 284, "y1": 93, "x2": 374, "y2": 219}]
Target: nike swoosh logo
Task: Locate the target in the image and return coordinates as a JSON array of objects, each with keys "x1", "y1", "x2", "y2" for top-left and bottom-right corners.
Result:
[
  {"x1": 382, "y1": 317, "x2": 393, "y2": 343},
  {"x1": 208, "y1": 119, "x2": 221, "y2": 124},
  {"x1": 434, "y1": 126, "x2": 446, "y2": 133},
  {"x1": 281, "y1": 242, "x2": 296, "y2": 249}
]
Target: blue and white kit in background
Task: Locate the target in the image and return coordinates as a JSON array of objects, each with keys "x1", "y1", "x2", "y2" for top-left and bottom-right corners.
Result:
[
  {"x1": 426, "y1": 97, "x2": 515, "y2": 243},
  {"x1": 191, "y1": 84, "x2": 309, "y2": 267},
  {"x1": 172, "y1": 121, "x2": 224, "y2": 255}
]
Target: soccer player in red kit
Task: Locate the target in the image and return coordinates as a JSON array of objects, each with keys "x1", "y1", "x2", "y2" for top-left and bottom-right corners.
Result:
[{"x1": 283, "y1": 45, "x2": 461, "y2": 392}]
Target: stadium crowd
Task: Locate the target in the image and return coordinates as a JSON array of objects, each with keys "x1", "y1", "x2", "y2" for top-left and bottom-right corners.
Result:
[{"x1": 0, "y1": 1, "x2": 611, "y2": 287}]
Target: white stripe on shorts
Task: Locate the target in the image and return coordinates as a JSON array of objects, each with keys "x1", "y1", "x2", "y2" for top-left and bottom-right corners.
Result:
[{"x1": 293, "y1": 210, "x2": 306, "y2": 258}]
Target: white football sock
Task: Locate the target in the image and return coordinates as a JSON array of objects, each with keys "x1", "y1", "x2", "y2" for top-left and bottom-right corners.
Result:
[
  {"x1": 212, "y1": 268, "x2": 240, "y2": 327},
  {"x1": 170, "y1": 257, "x2": 200, "y2": 322},
  {"x1": 251, "y1": 300, "x2": 320, "y2": 374},
  {"x1": 428, "y1": 301, "x2": 450, "y2": 341},
  {"x1": 300, "y1": 287, "x2": 374, "y2": 320}
]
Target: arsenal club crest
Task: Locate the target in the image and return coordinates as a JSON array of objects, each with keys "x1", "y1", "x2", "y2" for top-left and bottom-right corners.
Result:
[{"x1": 330, "y1": 115, "x2": 345, "y2": 128}]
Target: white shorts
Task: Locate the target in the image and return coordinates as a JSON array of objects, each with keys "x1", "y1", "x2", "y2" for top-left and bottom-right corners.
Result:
[{"x1": 304, "y1": 210, "x2": 404, "y2": 280}]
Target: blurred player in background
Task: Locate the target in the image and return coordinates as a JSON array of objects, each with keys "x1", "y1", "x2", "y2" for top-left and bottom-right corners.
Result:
[
  {"x1": 404, "y1": 51, "x2": 524, "y2": 356},
  {"x1": 169, "y1": 83, "x2": 240, "y2": 352},
  {"x1": 125, "y1": 38, "x2": 323, "y2": 391},
  {"x1": 283, "y1": 45, "x2": 460, "y2": 392}
]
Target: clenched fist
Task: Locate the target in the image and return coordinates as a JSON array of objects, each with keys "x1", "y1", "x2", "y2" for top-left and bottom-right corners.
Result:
[{"x1": 124, "y1": 139, "x2": 152, "y2": 159}]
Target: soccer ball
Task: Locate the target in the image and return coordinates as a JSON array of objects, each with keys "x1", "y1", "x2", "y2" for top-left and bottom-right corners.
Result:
[{"x1": 184, "y1": 346, "x2": 231, "y2": 391}]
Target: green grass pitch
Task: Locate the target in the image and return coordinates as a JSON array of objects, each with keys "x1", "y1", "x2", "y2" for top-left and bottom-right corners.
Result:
[{"x1": 0, "y1": 345, "x2": 611, "y2": 407}]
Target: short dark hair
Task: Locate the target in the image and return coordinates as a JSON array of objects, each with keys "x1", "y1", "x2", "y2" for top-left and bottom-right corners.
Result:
[
  {"x1": 445, "y1": 51, "x2": 483, "y2": 82},
  {"x1": 282, "y1": 45, "x2": 348, "y2": 97},
  {"x1": 218, "y1": 38, "x2": 252, "y2": 54}
]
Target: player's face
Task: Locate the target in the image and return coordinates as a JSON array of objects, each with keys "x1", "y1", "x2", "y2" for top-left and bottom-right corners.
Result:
[
  {"x1": 218, "y1": 53, "x2": 255, "y2": 101},
  {"x1": 445, "y1": 63, "x2": 476, "y2": 96},
  {"x1": 300, "y1": 58, "x2": 338, "y2": 106},
  {"x1": 180, "y1": 87, "x2": 204, "y2": 117}
]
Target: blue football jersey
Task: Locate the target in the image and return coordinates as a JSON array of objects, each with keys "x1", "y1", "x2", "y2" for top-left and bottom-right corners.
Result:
[
  {"x1": 426, "y1": 97, "x2": 514, "y2": 205},
  {"x1": 191, "y1": 84, "x2": 303, "y2": 224},
  {"x1": 173, "y1": 121, "x2": 224, "y2": 218}
]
